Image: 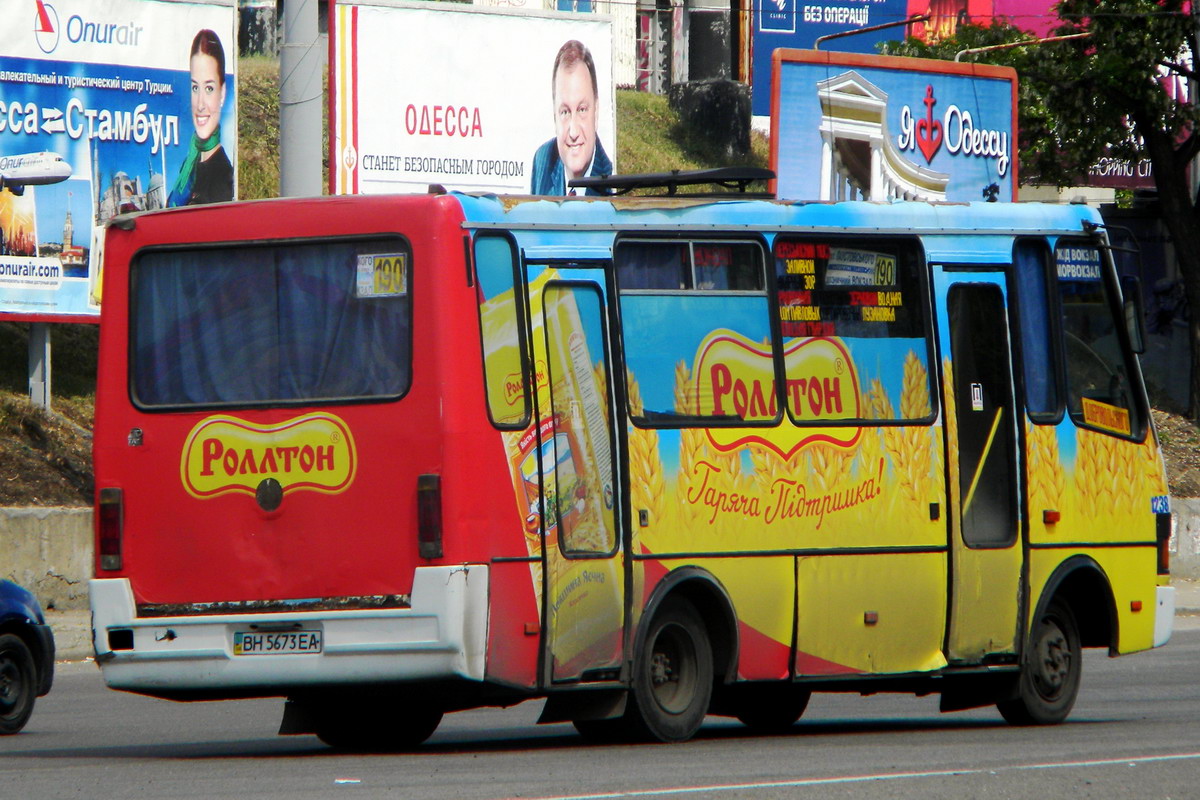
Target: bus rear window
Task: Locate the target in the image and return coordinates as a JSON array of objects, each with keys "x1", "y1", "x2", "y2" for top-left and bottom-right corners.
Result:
[{"x1": 131, "y1": 238, "x2": 412, "y2": 409}]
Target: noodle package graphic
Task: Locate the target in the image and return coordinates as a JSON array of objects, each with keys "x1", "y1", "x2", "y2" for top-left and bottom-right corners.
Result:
[{"x1": 495, "y1": 274, "x2": 623, "y2": 672}]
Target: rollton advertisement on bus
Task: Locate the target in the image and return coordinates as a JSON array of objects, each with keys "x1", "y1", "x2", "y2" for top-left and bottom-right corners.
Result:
[
  {"x1": 770, "y1": 50, "x2": 1016, "y2": 203},
  {"x1": 0, "y1": 0, "x2": 236, "y2": 321},
  {"x1": 331, "y1": 0, "x2": 614, "y2": 196}
]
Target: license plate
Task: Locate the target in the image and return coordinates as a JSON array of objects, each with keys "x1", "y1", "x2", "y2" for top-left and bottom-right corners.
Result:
[{"x1": 233, "y1": 630, "x2": 323, "y2": 655}]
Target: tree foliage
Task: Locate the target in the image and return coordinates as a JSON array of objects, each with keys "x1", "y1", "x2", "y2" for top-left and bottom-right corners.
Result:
[{"x1": 883, "y1": 2, "x2": 1200, "y2": 416}]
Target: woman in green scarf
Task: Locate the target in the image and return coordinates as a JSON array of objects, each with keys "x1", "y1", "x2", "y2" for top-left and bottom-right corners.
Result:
[{"x1": 168, "y1": 29, "x2": 233, "y2": 206}]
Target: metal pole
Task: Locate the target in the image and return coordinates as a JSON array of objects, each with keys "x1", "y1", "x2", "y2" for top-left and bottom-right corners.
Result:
[
  {"x1": 28, "y1": 322, "x2": 51, "y2": 410},
  {"x1": 814, "y1": 15, "x2": 929, "y2": 50},
  {"x1": 279, "y1": 0, "x2": 323, "y2": 197},
  {"x1": 954, "y1": 32, "x2": 1090, "y2": 62}
]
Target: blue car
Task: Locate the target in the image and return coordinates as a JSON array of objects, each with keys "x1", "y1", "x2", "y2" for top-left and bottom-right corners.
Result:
[{"x1": 0, "y1": 580, "x2": 54, "y2": 734}]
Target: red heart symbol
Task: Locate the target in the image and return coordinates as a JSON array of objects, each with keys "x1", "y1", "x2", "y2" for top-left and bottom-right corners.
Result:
[{"x1": 916, "y1": 115, "x2": 942, "y2": 163}]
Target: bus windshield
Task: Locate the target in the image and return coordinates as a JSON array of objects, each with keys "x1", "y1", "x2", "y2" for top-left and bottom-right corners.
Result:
[{"x1": 131, "y1": 237, "x2": 412, "y2": 409}]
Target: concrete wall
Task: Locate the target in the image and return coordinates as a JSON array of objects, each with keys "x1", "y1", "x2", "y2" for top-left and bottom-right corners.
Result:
[
  {"x1": 1, "y1": 507, "x2": 91, "y2": 610},
  {"x1": 4, "y1": 502, "x2": 1200, "y2": 613},
  {"x1": 1170, "y1": 498, "x2": 1200, "y2": 580}
]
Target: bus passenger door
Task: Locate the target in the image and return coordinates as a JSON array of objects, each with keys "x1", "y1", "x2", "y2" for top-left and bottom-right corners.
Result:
[
  {"x1": 538, "y1": 279, "x2": 624, "y2": 683},
  {"x1": 936, "y1": 274, "x2": 1023, "y2": 662}
]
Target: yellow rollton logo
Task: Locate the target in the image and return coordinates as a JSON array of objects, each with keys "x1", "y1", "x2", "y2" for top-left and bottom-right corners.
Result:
[
  {"x1": 181, "y1": 413, "x2": 357, "y2": 499},
  {"x1": 694, "y1": 331, "x2": 862, "y2": 460}
]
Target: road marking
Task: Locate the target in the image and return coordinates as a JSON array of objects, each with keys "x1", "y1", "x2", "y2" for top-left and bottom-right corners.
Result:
[{"x1": 507, "y1": 752, "x2": 1200, "y2": 799}]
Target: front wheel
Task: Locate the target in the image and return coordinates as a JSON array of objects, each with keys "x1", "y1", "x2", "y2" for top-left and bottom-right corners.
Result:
[
  {"x1": 998, "y1": 600, "x2": 1081, "y2": 726},
  {"x1": 626, "y1": 597, "x2": 713, "y2": 743},
  {"x1": 0, "y1": 633, "x2": 36, "y2": 735}
]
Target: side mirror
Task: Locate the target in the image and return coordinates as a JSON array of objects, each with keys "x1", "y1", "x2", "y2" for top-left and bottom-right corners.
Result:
[{"x1": 1119, "y1": 274, "x2": 1147, "y2": 355}]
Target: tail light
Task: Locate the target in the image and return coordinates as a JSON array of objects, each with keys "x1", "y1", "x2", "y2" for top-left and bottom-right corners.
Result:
[
  {"x1": 1156, "y1": 511, "x2": 1171, "y2": 575},
  {"x1": 98, "y1": 487, "x2": 124, "y2": 571},
  {"x1": 417, "y1": 474, "x2": 443, "y2": 559}
]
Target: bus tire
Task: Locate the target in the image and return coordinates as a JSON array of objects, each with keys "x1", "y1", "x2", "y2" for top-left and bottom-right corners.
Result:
[
  {"x1": 572, "y1": 716, "x2": 632, "y2": 743},
  {"x1": 315, "y1": 700, "x2": 443, "y2": 751},
  {"x1": 997, "y1": 600, "x2": 1081, "y2": 726},
  {"x1": 0, "y1": 634, "x2": 36, "y2": 735},
  {"x1": 734, "y1": 686, "x2": 811, "y2": 733},
  {"x1": 627, "y1": 597, "x2": 713, "y2": 743}
]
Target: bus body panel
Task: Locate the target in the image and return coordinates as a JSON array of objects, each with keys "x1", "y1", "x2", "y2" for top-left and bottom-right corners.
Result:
[
  {"x1": 795, "y1": 552, "x2": 948, "y2": 675},
  {"x1": 483, "y1": 561, "x2": 542, "y2": 689},
  {"x1": 1026, "y1": 547, "x2": 1159, "y2": 655}
]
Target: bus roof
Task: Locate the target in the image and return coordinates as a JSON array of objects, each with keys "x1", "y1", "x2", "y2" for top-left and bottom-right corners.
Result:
[{"x1": 454, "y1": 193, "x2": 1102, "y2": 239}]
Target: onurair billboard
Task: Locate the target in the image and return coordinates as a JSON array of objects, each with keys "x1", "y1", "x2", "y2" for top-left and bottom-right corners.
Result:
[{"x1": 0, "y1": 0, "x2": 236, "y2": 322}]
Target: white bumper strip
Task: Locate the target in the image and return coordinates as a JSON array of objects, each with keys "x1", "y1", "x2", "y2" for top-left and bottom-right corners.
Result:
[
  {"x1": 1154, "y1": 584, "x2": 1175, "y2": 648},
  {"x1": 90, "y1": 565, "x2": 489, "y2": 693}
]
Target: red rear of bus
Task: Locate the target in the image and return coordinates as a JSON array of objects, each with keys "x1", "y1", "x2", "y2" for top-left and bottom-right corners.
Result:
[
  {"x1": 90, "y1": 196, "x2": 535, "y2": 742},
  {"x1": 96, "y1": 195, "x2": 483, "y2": 602}
]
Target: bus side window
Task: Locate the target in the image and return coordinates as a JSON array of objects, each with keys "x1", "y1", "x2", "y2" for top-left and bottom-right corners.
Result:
[
  {"x1": 1012, "y1": 239, "x2": 1062, "y2": 422},
  {"x1": 1054, "y1": 240, "x2": 1144, "y2": 440},
  {"x1": 772, "y1": 237, "x2": 934, "y2": 425},
  {"x1": 617, "y1": 241, "x2": 690, "y2": 289},
  {"x1": 616, "y1": 239, "x2": 776, "y2": 425},
  {"x1": 474, "y1": 234, "x2": 530, "y2": 429}
]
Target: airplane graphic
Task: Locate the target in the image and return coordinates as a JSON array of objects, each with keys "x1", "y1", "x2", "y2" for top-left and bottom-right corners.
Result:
[{"x1": 0, "y1": 151, "x2": 72, "y2": 196}]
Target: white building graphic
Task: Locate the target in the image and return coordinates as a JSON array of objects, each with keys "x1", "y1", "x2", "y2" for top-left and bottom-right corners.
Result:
[{"x1": 816, "y1": 71, "x2": 949, "y2": 202}]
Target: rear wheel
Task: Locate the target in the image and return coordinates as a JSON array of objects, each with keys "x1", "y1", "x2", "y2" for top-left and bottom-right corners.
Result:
[
  {"x1": 572, "y1": 716, "x2": 632, "y2": 743},
  {"x1": 0, "y1": 634, "x2": 36, "y2": 735},
  {"x1": 314, "y1": 698, "x2": 443, "y2": 751},
  {"x1": 998, "y1": 600, "x2": 1081, "y2": 726},
  {"x1": 625, "y1": 597, "x2": 713, "y2": 743},
  {"x1": 734, "y1": 686, "x2": 811, "y2": 733}
]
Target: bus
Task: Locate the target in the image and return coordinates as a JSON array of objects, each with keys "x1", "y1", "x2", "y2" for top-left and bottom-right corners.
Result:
[{"x1": 89, "y1": 179, "x2": 1174, "y2": 748}]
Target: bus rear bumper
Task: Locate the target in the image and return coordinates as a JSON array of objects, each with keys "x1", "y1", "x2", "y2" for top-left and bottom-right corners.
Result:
[
  {"x1": 1154, "y1": 584, "x2": 1174, "y2": 648},
  {"x1": 89, "y1": 565, "x2": 489, "y2": 697}
]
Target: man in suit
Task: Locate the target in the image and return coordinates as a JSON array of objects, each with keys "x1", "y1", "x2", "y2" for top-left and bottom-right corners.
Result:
[{"x1": 530, "y1": 40, "x2": 612, "y2": 196}]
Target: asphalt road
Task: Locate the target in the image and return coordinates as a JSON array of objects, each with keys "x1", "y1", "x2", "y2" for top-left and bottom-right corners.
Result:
[{"x1": 4, "y1": 623, "x2": 1199, "y2": 799}]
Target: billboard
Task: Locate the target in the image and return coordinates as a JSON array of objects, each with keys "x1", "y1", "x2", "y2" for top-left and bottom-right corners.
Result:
[
  {"x1": 0, "y1": 0, "x2": 237, "y2": 322},
  {"x1": 771, "y1": 50, "x2": 1017, "y2": 202},
  {"x1": 332, "y1": 0, "x2": 614, "y2": 195},
  {"x1": 752, "y1": 0, "x2": 911, "y2": 116}
]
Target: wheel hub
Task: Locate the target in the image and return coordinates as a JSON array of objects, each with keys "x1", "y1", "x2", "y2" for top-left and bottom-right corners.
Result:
[
  {"x1": 650, "y1": 652, "x2": 674, "y2": 687},
  {"x1": 648, "y1": 624, "x2": 696, "y2": 714},
  {"x1": 0, "y1": 662, "x2": 16, "y2": 710},
  {"x1": 1034, "y1": 622, "x2": 1070, "y2": 697}
]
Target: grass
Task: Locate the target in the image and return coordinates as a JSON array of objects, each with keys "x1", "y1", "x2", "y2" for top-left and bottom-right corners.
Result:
[
  {"x1": 236, "y1": 56, "x2": 282, "y2": 200},
  {"x1": 614, "y1": 89, "x2": 770, "y2": 178}
]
